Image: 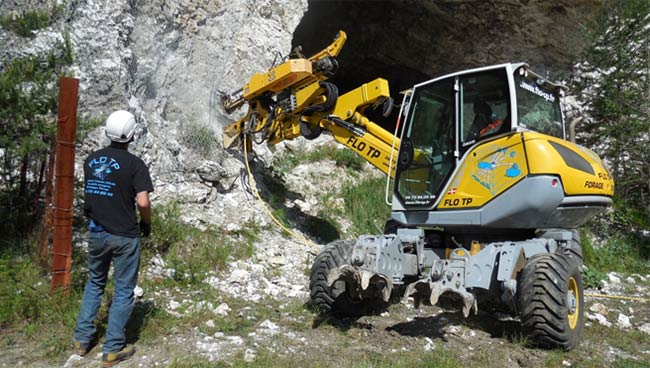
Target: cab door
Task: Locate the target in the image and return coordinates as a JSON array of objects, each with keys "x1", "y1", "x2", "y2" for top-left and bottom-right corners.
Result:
[{"x1": 395, "y1": 77, "x2": 456, "y2": 207}]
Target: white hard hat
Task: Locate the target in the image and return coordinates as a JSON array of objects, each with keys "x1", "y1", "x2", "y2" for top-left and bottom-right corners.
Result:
[{"x1": 105, "y1": 110, "x2": 137, "y2": 143}]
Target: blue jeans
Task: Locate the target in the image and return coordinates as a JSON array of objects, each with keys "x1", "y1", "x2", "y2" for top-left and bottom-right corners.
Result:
[{"x1": 74, "y1": 231, "x2": 141, "y2": 353}]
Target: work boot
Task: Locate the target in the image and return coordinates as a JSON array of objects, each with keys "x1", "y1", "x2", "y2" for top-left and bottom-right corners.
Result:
[
  {"x1": 101, "y1": 345, "x2": 136, "y2": 367},
  {"x1": 71, "y1": 340, "x2": 90, "y2": 356}
]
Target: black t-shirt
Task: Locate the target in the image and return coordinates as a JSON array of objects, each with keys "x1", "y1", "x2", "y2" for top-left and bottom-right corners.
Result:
[{"x1": 83, "y1": 146, "x2": 154, "y2": 237}]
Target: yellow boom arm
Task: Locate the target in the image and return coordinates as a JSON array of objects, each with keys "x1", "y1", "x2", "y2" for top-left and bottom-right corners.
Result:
[{"x1": 222, "y1": 31, "x2": 399, "y2": 177}]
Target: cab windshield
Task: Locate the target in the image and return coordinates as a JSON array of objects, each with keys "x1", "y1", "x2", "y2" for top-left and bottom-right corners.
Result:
[{"x1": 515, "y1": 73, "x2": 564, "y2": 138}]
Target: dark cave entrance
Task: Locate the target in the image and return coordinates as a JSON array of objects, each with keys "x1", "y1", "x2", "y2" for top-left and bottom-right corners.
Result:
[
  {"x1": 291, "y1": 1, "x2": 433, "y2": 132},
  {"x1": 291, "y1": 0, "x2": 595, "y2": 131}
]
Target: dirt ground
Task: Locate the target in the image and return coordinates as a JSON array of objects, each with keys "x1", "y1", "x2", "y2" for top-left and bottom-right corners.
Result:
[{"x1": 2, "y1": 282, "x2": 649, "y2": 368}]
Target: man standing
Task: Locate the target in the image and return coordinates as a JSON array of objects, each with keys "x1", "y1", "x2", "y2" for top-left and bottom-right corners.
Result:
[{"x1": 72, "y1": 110, "x2": 153, "y2": 367}]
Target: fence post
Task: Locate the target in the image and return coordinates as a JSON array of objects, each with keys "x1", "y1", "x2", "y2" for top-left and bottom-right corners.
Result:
[{"x1": 51, "y1": 77, "x2": 79, "y2": 293}]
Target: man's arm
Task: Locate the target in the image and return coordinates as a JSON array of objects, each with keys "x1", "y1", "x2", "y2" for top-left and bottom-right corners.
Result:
[
  {"x1": 136, "y1": 191, "x2": 151, "y2": 224},
  {"x1": 137, "y1": 191, "x2": 152, "y2": 237}
]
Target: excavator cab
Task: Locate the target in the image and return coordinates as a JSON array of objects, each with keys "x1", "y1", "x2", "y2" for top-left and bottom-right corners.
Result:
[
  {"x1": 391, "y1": 63, "x2": 611, "y2": 230},
  {"x1": 394, "y1": 63, "x2": 563, "y2": 208}
]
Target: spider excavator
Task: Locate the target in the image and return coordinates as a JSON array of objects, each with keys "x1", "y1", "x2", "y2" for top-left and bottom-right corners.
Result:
[{"x1": 221, "y1": 31, "x2": 615, "y2": 351}]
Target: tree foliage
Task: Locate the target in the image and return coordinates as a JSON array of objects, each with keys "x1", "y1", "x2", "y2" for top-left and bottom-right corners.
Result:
[
  {"x1": 0, "y1": 2, "x2": 64, "y2": 38},
  {"x1": 0, "y1": 33, "x2": 73, "y2": 237},
  {"x1": 572, "y1": 0, "x2": 650, "y2": 233}
]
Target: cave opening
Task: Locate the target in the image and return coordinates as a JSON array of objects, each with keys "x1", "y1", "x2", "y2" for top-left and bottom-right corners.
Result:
[
  {"x1": 291, "y1": 0, "x2": 598, "y2": 131},
  {"x1": 292, "y1": 1, "x2": 435, "y2": 132}
]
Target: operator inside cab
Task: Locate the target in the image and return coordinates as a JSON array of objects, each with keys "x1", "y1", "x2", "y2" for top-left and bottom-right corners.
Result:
[{"x1": 467, "y1": 99, "x2": 504, "y2": 140}]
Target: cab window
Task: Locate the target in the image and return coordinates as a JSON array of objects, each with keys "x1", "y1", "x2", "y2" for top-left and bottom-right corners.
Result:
[
  {"x1": 460, "y1": 69, "x2": 510, "y2": 150},
  {"x1": 515, "y1": 73, "x2": 564, "y2": 138}
]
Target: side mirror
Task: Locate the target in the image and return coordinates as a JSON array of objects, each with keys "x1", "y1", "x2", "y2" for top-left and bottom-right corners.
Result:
[
  {"x1": 397, "y1": 138, "x2": 414, "y2": 170},
  {"x1": 381, "y1": 97, "x2": 394, "y2": 118}
]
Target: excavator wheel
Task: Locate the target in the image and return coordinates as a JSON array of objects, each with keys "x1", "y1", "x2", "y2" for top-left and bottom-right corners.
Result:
[
  {"x1": 309, "y1": 240, "x2": 377, "y2": 317},
  {"x1": 517, "y1": 253, "x2": 584, "y2": 350}
]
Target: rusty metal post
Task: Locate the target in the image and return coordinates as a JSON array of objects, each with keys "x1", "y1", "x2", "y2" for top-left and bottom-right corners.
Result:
[{"x1": 51, "y1": 77, "x2": 79, "y2": 293}]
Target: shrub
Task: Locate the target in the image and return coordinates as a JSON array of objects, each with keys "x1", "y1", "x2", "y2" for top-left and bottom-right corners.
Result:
[
  {"x1": 341, "y1": 176, "x2": 391, "y2": 236},
  {"x1": 0, "y1": 3, "x2": 64, "y2": 37},
  {"x1": 182, "y1": 122, "x2": 216, "y2": 157}
]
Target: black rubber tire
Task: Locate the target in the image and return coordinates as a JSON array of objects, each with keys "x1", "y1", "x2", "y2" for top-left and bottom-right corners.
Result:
[
  {"x1": 383, "y1": 219, "x2": 402, "y2": 234},
  {"x1": 518, "y1": 253, "x2": 584, "y2": 350},
  {"x1": 309, "y1": 240, "x2": 375, "y2": 317}
]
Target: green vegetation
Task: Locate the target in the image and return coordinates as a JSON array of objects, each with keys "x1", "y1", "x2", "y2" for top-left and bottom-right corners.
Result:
[
  {"x1": 76, "y1": 115, "x2": 104, "y2": 143},
  {"x1": 272, "y1": 144, "x2": 366, "y2": 175},
  {"x1": 0, "y1": 2, "x2": 64, "y2": 37},
  {"x1": 167, "y1": 345, "x2": 461, "y2": 368},
  {"x1": 265, "y1": 146, "x2": 390, "y2": 240},
  {"x1": 0, "y1": 199, "x2": 261, "y2": 358},
  {"x1": 0, "y1": 234, "x2": 85, "y2": 356},
  {"x1": 575, "y1": 0, "x2": 650, "y2": 210},
  {"x1": 340, "y1": 176, "x2": 391, "y2": 236},
  {"x1": 574, "y1": 0, "x2": 650, "y2": 286},
  {"x1": 145, "y1": 201, "x2": 258, "y2": 283},
  {"x1": 182, "y1": 122, "x2": 217, "y2": 157},
  {"x1": 0, "y1": 32, "x2": 73, "y2": 238}
]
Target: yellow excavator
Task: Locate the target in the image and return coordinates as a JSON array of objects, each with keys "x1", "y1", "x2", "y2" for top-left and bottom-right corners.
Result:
[{"x1": 221, "y1": 32, "x2": 615, "y2": 351}]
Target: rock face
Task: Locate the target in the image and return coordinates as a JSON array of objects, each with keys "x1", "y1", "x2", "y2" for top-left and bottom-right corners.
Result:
[{"x1": 2, "y1": 0, "x2": 310, "y2": 226}]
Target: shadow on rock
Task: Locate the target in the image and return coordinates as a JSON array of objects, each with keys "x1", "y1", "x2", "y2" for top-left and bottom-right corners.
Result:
[{"x1": 256, "y1": 167, "x2": 340, "y2": 243}]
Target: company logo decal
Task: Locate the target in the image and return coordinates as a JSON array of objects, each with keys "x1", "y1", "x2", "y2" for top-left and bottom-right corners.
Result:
[{"x1": 471, "y1": 148, "x2": 521, "y2": 195}]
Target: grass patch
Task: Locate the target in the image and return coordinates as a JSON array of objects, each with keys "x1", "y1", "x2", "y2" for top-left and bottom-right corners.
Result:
[
  {"x1": 582, "y1": 267, "x2": 607, "y2": 289},
  {"x1": 168, "y1": 344, "x2": 460, "y2": 368},
  {"x1": 145, "y1": 201, "x2": 258, "y2": 284},
  {"x1": 339, "y1": 176, "x2": 391, "y2": 237},
  {"x1": 0, "y1": 236, "x2": 85, "y2": 357},
  {"x1": 582, "y1": 196, "x2": 650, "y2": 287},
  {"x1": 1, "y1": 199, "x2": 261, "y2": 360},
  {"x1": 272, "y1": 144, "x2": 366, "y2": 174},
  {"x1": 582, "y1": 231, "x2": 649, "y2": 275}
]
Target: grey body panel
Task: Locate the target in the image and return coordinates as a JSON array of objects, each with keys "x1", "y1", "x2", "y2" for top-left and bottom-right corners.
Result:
[{"x1": 390, "y1": 175, "x2": 610, "y2": 229}]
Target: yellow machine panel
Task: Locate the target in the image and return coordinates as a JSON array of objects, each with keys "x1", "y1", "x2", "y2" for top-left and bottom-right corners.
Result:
[
  {"x1": 523, "y1": 132, "x2": 614, "y2": 197},
  {"x1": 243, "y1": 59, "x2": 313, "y2": 99},
  {"x1": 438, "y1": 134, "x2": 528, "y2": 209}
]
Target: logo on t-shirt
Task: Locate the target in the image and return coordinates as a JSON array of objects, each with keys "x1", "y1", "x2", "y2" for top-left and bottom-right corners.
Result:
[{"x1": 89, "y1": 156, "x2": 121, "y2": 180}]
